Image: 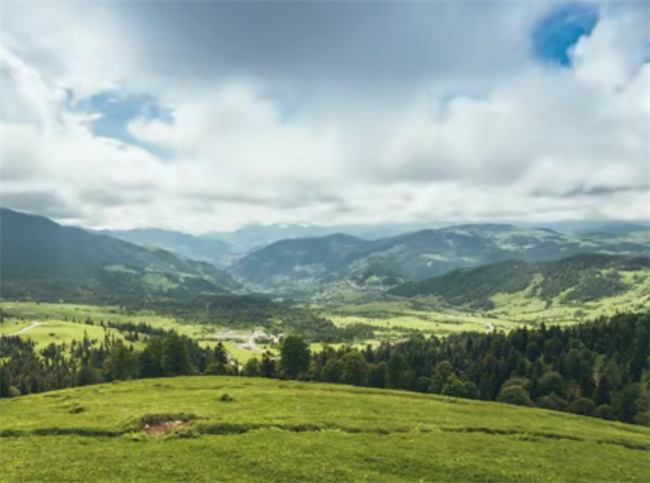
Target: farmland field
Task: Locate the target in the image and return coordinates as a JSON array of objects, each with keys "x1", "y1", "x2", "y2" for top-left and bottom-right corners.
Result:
[
  {"x1": 0, "y1": 303, "x2": 271, "y2": 361},
  {"x1": 1, "y1": 376, "x2": 648, "y2": 483}
]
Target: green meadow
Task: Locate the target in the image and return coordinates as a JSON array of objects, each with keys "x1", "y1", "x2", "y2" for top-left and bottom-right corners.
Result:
[
  {"x1": 1, "y1": 376, "x2": 648, "y2": 483},
  {"x1": 0, "y1": 302, "x2": 267, "y2": 359}
]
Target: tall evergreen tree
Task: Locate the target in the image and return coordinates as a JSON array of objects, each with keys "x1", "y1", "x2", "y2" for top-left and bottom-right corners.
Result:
[
  {"x1": 0, "y1": 366, "x2": 9, "y2": 398},
  {"x1": 342, "y1": 351, "x2": 369, "y2": 386},
  {"x1": 280, "y1": 336, "x2": 310, "y2": 379},
  {"x1": 161, "y1": 333, "x2": 192, "y2": 376},
  {"x1": 261, "y1": 352, "x2": 276, "y2": 378}
]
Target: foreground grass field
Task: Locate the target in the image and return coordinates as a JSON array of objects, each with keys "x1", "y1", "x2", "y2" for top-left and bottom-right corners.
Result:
[{"x1": 1, "y1": 377, "x2": 648, "y2": 482}]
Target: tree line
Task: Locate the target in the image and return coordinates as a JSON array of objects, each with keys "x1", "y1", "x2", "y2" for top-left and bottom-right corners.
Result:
[{"x1": 1, "y1": 312, "x2": 648, "y2": 426}]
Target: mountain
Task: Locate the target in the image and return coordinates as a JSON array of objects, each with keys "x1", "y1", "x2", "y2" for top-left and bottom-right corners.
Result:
[
  {"x1": 0, "y1": 208, "x2": 241, "y2": 303},
  {"x1": 388, "y1": 253, "x2": 650, "y2": 310},
  {"x1": 204, "y1": 222, "x2": 445, "y2": 253},
  {"x1": 530, "y1": 220, "x2": 650, "y2": 236},
  {"x1": 98, "y1": 228, "x2": 236, "y2": 267},
  {"x1": 231, "y1": 224, "x2": 650, "y2": 291},
  {"x1": 230, "y1": 234, "x2": 367, "y2": 289}
]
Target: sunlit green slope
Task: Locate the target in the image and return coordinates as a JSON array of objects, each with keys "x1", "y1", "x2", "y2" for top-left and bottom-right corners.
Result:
[{"x1": 1, "y1": 376, "x2": 648, "y2": 483}]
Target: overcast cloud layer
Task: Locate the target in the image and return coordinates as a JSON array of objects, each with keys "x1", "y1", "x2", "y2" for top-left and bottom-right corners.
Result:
[{"x1": 1, "y1": 1, "x2": 648, "y2": 232}]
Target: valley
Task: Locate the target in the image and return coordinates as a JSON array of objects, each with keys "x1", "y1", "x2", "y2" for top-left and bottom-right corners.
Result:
[
  {"x1": 4, "y1": 3, "x2": 650, "y2": 481},
  {"x1": 1, "y1": 209, "x2": 649, "y2": 483}
]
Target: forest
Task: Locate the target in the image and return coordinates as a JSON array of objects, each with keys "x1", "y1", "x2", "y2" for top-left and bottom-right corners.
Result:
[{"x1": 1, "y1": 311, "x2": 647, "y2": 426}]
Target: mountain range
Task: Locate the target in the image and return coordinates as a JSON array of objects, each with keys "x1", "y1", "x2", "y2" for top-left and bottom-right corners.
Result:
[
  {"x1": 3, "y1": 208, "x2": 649, "y2": 301},
  {"x1": 229, "y1": 224, "x2": 650, "y2": 291},
  {"x1": 0, "y1": 208, "x2": 241, "y2": 304}
]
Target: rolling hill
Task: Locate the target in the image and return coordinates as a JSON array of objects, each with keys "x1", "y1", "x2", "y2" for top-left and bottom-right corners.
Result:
[
  {"x1": 0, "y1": 208, "x2": 242, "y2": 303},
  {"x1": 231, "y1": 224, "x2": 650, "y2": 291},
  {"x1": 388, "y1": 253, "x2": 650, "y2": 310},
  {"x1": 1, "y1": 376, "x2": 648, "y2": 482}
]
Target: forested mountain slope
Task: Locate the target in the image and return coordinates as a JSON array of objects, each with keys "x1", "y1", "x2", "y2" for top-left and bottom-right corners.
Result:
[
  {"x1": 388, "y1": 253, "x2": 650, "y2": 309},
  {"x1": 230, "y1": 234, "x2": 368, "y2": 288},
  {"x1": 0, "y1": 208, "x2": 241, "y2": 302},
  {"x1": 231, "y1": 224, "x2": 650, "y2": 290}
]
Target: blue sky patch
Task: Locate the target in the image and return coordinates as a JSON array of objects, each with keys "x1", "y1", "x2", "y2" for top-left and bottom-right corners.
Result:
[
  {"x1": 70, "y1": 91, "x2": 174, "y2": 159},
  {"x1": 532, "y1": 2, "x2": 599, "y2": 67}
]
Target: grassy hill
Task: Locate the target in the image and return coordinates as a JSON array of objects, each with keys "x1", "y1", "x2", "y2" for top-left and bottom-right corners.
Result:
[
  {"x1": 388, "y1": 253, "x2": 650, "y2": 310},
  {"x1": 1, "y1": 376, "x2": 648, "y2": 483},
  {"x1": 0, "y1": 208, "x2": 242, "y2": 303},
  {"x1": 231, "y1": 224, "x2": 649, "y2": 292}
]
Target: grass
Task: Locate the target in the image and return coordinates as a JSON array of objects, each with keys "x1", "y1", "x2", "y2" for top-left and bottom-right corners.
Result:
[
  {"x1": 4, "y1": 294, "x2": 649, "y2": 363},
  {"x1": 486, "y1": 279, "x2": 650, "y2": 325},
  {"x1": 321, "y1": 299, "x2": 522, "y2": 337},
  {"x1": 0, "y1": 302, "x2": 281, "y2": 361},
  {"x1": 0, "y1": 320, "x2": 146, "y2": 351},
  {"x1": 322, "y1": 277, "x2": 650, "y2": 337},
  {"x1": 1, "y1": 376, "x2": 648, "y2": 482}
]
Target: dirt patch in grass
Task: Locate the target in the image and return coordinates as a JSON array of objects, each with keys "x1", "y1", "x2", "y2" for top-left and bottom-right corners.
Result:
[{"x1": 144, "y1": 420, "x2": 189, "y2": 438}]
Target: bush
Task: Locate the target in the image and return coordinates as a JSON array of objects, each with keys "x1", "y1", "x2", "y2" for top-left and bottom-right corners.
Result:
[
  {"x1": 502, "y1": 377, "x2": 530, "y2": 391},
  {"x1": 634, "y1": 411, "x2": 650, "y2": 426},
  {"x1": 7, "y1": 386, "x2": 21, "y2": 398},
  {"x1": 594, "y1": 404, "x2": 615, "y2": 420},
  {"x1": 218, "y1": 393, "x2": 235, "y2": 403},
  {"x1": 497, "y1": 385, "x2": 534, "y2": 407},
  {"x1": 536, "y1": 393, "x2": 567, "y2": 411},
  {"x1": 567, "y1": 397, "x2": 596, "y2": 416}
]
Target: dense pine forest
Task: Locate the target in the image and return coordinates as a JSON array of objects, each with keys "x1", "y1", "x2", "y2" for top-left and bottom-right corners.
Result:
[{"x1": 1, "y1": 312, "x2": 647, "y2": 426}]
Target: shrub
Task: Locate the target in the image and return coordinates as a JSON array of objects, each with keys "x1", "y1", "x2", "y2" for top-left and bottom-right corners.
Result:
[
  {"x1": 7, "y1": 386, "x2": 20, "y2": 398},
  {"x1": 497, "y1": 385, "x2": 534, "y2": 407},
  {"x1": 567, "y1": 397, "x2": 596, "y2": 416},
  {"x1": 594, "y1": 404, "x2": 616, "y2": 420},
  {"x1": 536, "y1": 393, "x2": 567, "y2": 411}
]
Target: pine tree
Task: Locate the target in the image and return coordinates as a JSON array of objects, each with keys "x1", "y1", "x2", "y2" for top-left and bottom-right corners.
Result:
[
  {"x1": 280, "y1": 336, "x2": 310, "y2": 379},
  {"x1": 0, "y1": 366, "x2": 9, "y2": 398},
  {"x1": 161, "y1": 333, "x2": 192, "y2": 376},
  {"x1": 342, "y1": 351, "x2": 369, "y2": 386},
  {"x1": 213, "y1": 343, "x2": 228, "y2": 365},
  {"x1": 261, "y1": 352, "x2": 276, "y2": 378},
  {"x1": 243, "y1": 358, "x2": 261, "y2": 377},
  {"x1": 387, "y1": 352, "x2": 407, "y2": 389}
]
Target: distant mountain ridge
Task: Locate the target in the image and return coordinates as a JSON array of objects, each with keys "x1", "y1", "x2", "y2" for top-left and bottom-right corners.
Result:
[
  {"x1": 98, "y1": 228, "x2": 236, "y2": 268},
  {"x1": 230, "y1": 223, "x2": 650, "y2": 291},
  {"x1": 0, "y1": 208, "x2": 241, "y2": 303},
  {"x1": 203, "y1": 222, "x2": 444, "y2": 253}
]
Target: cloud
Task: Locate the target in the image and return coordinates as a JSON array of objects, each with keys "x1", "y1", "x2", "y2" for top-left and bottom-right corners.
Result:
[
  {"x1": 1, "y1": 191, "x2": 81, "y2": 219},
  {"x1": 0, "y1": 2, "x2": 648, "y2": 232}
]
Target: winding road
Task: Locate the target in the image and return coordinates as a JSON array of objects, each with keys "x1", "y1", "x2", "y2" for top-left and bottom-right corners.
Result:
[{"x1": 2, "y1": 322, "x2": 41, "y2": 336}]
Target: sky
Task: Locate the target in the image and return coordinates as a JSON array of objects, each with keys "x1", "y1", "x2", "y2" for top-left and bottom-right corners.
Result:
[{"x1": 1, "y1": 1, "x2": 648, "y2": 233}]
